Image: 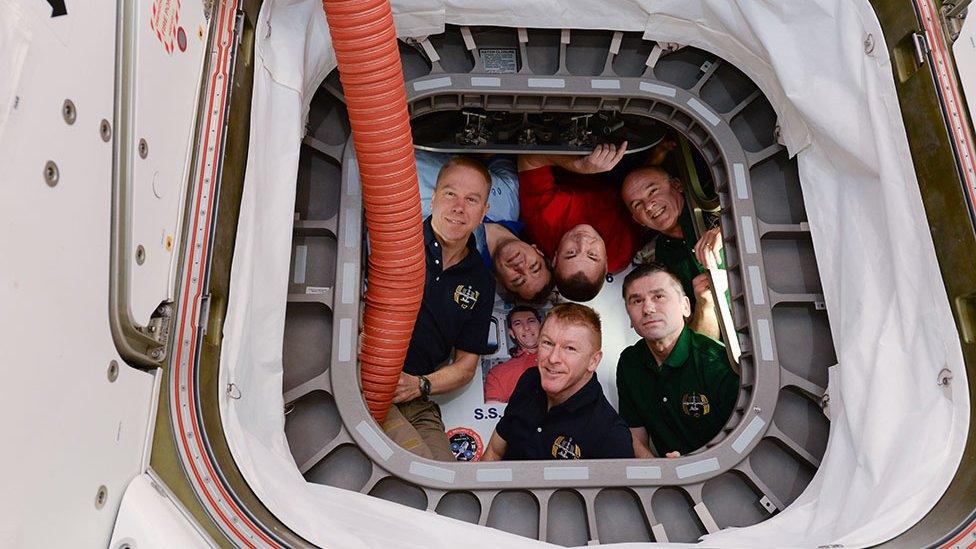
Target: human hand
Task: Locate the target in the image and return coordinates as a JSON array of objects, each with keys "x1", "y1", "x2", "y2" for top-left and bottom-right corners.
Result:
[
  {"x1": 692, "y1": 273, "x2": 713, "y2": 304},
  {"x1": 392, "y1": 372, "x2": 422, "y2": 404},
  {"x1": 694, "y1": 227, "x2": 723, "y2": 268},
  {"x1": 569, "y1": 141, "x2": 628, "y2": 174},
  {"x1": 646, "y1": 137, "x2": 677, "y2": 166},
  {"x1": 665, "y1": 451, "x2": 681, "y2": 458}
]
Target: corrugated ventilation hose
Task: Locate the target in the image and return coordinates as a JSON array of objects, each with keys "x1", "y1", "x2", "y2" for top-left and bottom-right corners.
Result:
[{"x1": 322, "y1": 0, "x2": 425, "y2": 423}]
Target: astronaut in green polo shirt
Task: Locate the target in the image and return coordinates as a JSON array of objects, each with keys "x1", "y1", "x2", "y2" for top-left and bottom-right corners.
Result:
[
  {"x1": 621, "y1": 166, "x2": 725, "y2": 340},
  {"x1": 616, "y1": 263, "x2": 739, "y2": 458}
]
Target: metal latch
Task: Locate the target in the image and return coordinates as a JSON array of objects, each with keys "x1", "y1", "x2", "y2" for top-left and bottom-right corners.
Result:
[
  {"x1": 199, "y1": 294, "x2": 212, "y2": 336},
  {"x1": 912, "y1": 31, "x2": 930, "y2": 66}
]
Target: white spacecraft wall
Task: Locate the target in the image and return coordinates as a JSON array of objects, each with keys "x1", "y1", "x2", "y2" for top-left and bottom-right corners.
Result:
[
  {"x1": 218, "y1": 0, "x2": 970, "y2": 547},
  {"x1": 0, "y1": 1, "x2": 159, "y2": 546}
]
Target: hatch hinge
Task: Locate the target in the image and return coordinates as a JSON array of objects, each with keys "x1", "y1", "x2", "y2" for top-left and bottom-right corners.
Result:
[
  {"x1": 139, "y1": 302, "x2": 173, "y2": 363},
  {"x1": 942, "y1": 0, "x2": 971, "y2": 42}
]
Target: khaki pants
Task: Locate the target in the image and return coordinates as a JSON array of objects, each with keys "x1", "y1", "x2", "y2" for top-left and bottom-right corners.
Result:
[{"x1": 382, "y1": 398, "x2": 455, "y2": 462}]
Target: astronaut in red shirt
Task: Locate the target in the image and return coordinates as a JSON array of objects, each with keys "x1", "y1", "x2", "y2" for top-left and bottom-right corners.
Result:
[
  {"x1": 517, "y1": 143, "x2": 644, "y2": 301},
  {"x1": 484, "y1": 306, "x2": 542, "y2": 403}
]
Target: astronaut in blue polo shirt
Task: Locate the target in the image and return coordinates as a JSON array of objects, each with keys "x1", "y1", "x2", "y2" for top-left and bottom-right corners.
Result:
[{"x1": 481, "y1": 303, "x2": 634, "y2": 461}]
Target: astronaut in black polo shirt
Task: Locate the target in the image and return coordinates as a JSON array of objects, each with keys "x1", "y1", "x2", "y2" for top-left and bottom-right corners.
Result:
[
  {"x1": 382, "y1": 157, "x2": 496, "y2": 462},
  {"x1": 481, "y1": 303, "x2": 634, "y2": 461}
]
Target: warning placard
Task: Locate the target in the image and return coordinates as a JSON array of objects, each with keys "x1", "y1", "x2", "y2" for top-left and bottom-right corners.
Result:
[{"x1": 150, "y1": 0, "x2": 181, "y2": 54}]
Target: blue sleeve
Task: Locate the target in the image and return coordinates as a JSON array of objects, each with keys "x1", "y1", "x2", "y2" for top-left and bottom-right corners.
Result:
[
  {"x1": 485, "y1": 155, "x2": 520, "y2": 223},
  {"x1": 414, "y1": 150, "x2": 451, "y2": 219}
]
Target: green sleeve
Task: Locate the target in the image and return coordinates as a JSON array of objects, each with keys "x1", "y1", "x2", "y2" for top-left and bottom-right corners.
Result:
[{"x1": 709, "y1": 358, "x2": 740, "y2": 420}]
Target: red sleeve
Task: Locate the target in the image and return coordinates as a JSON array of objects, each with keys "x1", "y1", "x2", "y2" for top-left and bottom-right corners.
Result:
[
  {"x1": 484, "y1": 369, "x2": 505, "y2": 403},
  {"x1": 518, "y1": 166, "x2": 559, "y2": 203}
]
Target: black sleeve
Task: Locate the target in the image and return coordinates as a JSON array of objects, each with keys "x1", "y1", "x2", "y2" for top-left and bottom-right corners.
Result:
[
  {"x1": 616, "y1": 354, "x2": 643, "y2": 428},
  {"x1": 593, "y1": 414, "x2": 636, "y2": 459},
  {"x1": 592, "y1": 397, "x2": 634, "y2": 459},
  {"x1": 495, "y1": 368, "x2": 530, "y2": 442},
  {"x1": 453, "y1": 275, "x2": 497, "y2": 355}
]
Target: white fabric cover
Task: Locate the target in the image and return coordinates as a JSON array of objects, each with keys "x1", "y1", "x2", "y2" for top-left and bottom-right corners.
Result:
[
  {"x1": 219, "y1": 0, "x2": 970, "y2": 547},
  {"x1": 0, "y1": 0, "x2": 31, "y2": 141}
]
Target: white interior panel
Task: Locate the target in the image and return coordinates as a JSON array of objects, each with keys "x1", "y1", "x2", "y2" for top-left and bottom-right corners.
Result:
[{"x1": 0, "y1": 2, "x2": 157, "y2": 545}]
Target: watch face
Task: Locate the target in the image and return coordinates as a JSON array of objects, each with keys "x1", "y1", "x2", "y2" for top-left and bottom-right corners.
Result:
[{"x1": 420, "y1": 376, "x2": 431, "y2": 396}]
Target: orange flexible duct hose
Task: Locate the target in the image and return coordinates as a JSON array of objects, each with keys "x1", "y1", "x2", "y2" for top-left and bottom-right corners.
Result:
[{"x1": 322, "y1": 0, "x2": 425, "y2": 423}]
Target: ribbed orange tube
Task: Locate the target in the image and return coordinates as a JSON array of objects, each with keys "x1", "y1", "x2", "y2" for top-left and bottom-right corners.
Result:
[{"x1": 322, "y1": 0, "x2": 425, "y2": 423}]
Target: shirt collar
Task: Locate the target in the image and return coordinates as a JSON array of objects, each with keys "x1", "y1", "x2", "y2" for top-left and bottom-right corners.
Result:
[
  {"x1": 549, "y1": 374, "x2": 601, "y2": 414},
  {"x1": 661, "y1": 326, "x2": 692, "y2": 369},
  {"x1": 660, "y1": 204, "x2": 695, "y2": 244},
  {"x1": 641, "y1": 326, "x2": 692, "y2": 371},
  {"x1": 679, "y1": 205, "x2": 697, "y2": 244},
  {"x1": 424, "y1": 216, "x2": 479, "y2": 260}
]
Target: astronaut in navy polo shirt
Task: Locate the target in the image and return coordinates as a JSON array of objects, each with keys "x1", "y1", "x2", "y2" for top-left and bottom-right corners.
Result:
[
  {"x1": 481, "y1": 303, "x2": 634, "y2": 461},
  {"x1": 382, "y1": 156, "x2": 496, "y2": 461}
]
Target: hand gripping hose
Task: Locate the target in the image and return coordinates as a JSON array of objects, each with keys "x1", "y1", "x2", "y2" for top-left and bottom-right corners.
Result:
[{"x1": 322, "y1": 0, "x2": 425, "y2": 423}]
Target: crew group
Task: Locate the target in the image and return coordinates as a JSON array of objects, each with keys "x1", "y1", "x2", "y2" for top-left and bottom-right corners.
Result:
[{"x1": 379, "y1": 139, "x2": 739, "y2": 461}]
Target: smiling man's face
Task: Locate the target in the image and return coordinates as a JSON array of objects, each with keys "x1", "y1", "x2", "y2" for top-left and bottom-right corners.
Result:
[
  {"x1": 430, "y1": 164, "x2": 490, "y2": 244},
  {"x1": 537, "y1": 317, "x2": 602, "y2": 404},
  {"x1": 493, "y1": 238, "x2": 551, "y2": 300},
  {"x1": 553, "y1": 224, "x2": 607, "y2": 283},
  {"x1": 508, "y1": 310, "x2": 541, "y2": 351},
  {"x1": 621, "y1": 168, "x2": 685, "y2": 233},
  {"x1": 624, "y1": 271, "x2": 690, "y2": 342}
]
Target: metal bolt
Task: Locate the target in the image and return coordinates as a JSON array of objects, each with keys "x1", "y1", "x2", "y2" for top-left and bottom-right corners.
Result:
[
  {"x1": 863, "y1": 34, "x2": 875, "y2": 54},
  {"x1": 95, "y1": 485, "x2": 108, "y2": 509},
  {"x1": 107, "y1": 360, "x2": 119, "y2": 382},
  {"x1": 44, "y1": 161, "x2": 59, "y2": 187},
  {"x1": 62, "y1": 99, "x2": 76, "y2": 125},
  {"x1": 149, "y1": 347, "x2": 164, "y2": 360},
  {"x1": 100, "y1": 119, "x2": 112, "y2": 142},
  {"x1": 135, "y1": 244, "x2": 146, "y2": 265},
  {"x1": 752, "y1": 406, "x2": 762, "y2": 414},
  {"x1": 138, "y1": 138, "x2": 148, "y2": 159}
]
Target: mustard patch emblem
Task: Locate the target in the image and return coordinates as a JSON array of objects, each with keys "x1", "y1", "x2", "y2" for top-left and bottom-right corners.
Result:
[
  {"x1": 454, "y1": 285, "x2": 479, "y2": 310},
  {"x1": 681, "y1": 393, "x2": 711, "y2": 417}
]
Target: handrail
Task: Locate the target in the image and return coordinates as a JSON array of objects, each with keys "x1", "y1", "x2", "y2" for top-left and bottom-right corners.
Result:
[{"x1": 108, "y1": 0, "x2": 168, "y2": 369}]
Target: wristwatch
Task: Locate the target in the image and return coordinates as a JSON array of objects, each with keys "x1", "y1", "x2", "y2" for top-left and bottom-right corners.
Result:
[{"x1": 418, "y1": 375, "x2": 432, "y2": 398}]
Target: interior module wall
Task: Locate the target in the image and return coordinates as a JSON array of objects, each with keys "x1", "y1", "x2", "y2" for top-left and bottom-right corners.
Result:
[{"x1": 281, "y1": 27, "x2": 834, "y2": 544}]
